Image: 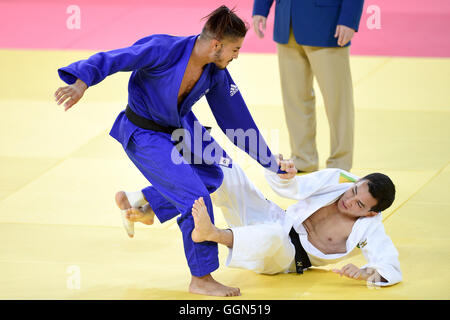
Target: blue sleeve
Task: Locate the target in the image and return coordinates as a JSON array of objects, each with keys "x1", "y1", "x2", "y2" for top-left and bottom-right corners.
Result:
[
  {"x1": 252, "y1": 0, "x2": 275, "y2": 17},
  {"x1": 57, "y1": 37, "x2": 163, "y2": 87},
  {"x1": 337, "y1": 0, "x2": 365, "y2": 32},
  {"x1": 206, "y1": 69, "x2": 282, "y2": 173}
]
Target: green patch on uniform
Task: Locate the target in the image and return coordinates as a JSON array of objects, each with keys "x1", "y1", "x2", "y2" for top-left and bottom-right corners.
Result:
[
  {"x1": 339, "y1": 172, "x2": 357, "y2": 184},
  {"x1": 357, "y1": 239, "x2": 367, "y2": 249}
]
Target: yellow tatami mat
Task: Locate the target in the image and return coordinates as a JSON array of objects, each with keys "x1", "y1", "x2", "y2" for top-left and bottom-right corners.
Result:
[{"x1": 0, "y1": 49, "x2": 449, "y2": 299}]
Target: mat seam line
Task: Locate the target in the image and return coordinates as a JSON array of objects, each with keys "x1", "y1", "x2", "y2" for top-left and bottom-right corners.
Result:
[
  {"x1": 382, "y1": 161, "x2": 449, "y2": 222},
  {"x1": 352, "y1": 57, "x2": 391, "y2": 88}
]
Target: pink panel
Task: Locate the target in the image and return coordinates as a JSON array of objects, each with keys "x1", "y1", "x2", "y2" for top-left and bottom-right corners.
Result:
[{"x1": 0, "y1": 0, "x2": 449, "y2": 57}]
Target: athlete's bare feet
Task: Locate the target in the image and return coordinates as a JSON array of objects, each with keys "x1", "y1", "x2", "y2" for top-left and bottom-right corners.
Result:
[
  {"x1": 191, "y1": 197, "x2": 217, "y2": 243},
  {"x1": 115, "y1": 191, "x2": 154, "y2": 225},
  {"x1": 189, "y1": 274, "x2": 241, "y2": 297},
  {"x1": 189, "y1": 198, "x2": 241, "y2": 297},
  {"x1": 115, "y1": 191, "x2": 132, "y2": 211},
  {"x1": 115, "y1": 191, "x2": 155, "y2": 238},
  {"x1": 124, "y1": 205, "x2": 154, "y2": 225}
]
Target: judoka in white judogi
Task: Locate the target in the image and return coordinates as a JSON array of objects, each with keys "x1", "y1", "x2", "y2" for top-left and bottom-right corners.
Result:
[{"x1": 210, "y1": 163, "x2": 402, "y2": 287}]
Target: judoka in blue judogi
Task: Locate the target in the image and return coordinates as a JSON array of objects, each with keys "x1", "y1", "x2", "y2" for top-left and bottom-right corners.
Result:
[{"x1": 56, "y1": 29, "x2": 283, "y2": 283}]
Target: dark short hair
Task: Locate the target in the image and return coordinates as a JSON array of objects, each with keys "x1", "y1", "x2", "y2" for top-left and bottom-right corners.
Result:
[
  {"x1": 201, "y1": 5, "x2": 249, "y2": 41},
  {"x1": 361, "y1": 173, "x2": 396, "y2": 212}
]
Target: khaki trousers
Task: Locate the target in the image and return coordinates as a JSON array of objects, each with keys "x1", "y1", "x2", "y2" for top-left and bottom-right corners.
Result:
[{"x1": 277, "y1": 30, "x2": 354, "y2": 171}]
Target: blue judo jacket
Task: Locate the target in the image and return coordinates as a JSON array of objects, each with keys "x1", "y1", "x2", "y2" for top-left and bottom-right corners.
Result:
[{"x1": 58, "y1": 34, "x2": 280, "y2": 173}]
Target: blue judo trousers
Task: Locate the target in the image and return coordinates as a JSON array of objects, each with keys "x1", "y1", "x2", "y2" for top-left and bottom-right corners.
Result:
[{"x1": 58, "y1": 34, "x2": 282, "y2": 277}]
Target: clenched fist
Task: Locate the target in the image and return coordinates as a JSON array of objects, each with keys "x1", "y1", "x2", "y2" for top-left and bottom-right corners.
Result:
[{"x1": 276, "y1": 154, "x2": 297, "y2": 180}]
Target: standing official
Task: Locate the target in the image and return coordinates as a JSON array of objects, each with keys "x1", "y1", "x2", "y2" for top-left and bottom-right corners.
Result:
[{"x1": 253, "y1": 0, "x2": 364, "y2": 172}]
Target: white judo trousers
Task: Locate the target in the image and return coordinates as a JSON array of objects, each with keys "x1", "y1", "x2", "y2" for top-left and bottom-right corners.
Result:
[{"x1": 210, "y1": 163, "x2": 296, "y2": 275}]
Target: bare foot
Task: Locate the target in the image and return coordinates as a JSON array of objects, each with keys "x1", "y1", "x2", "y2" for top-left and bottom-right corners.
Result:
[
  {"x1": 115, "y1": 191, "x2": 154, "y2": 225},
  {"x1": 125, "y1": 206, "x2": 154, "y2": 225},
  {"x1": 191, "y1": 197, "x2": 217, "y2": 243},
  {"x1": 115, "y1": 191, "x2": 134, "y2": 238},
  {"x1": 115, "y1": 191, "x2": 132, "y2": 211},
  {"x1": 189, "y1": 274, "x2": 241, "y2": 297},
  {"x1": 115, "y1": 191, "x2": 155, "y2": 238}
]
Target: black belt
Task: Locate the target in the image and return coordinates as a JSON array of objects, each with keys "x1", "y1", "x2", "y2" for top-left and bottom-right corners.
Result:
[
  {"x1": 125, "y1": 105, "x2": 212, "y2": 135},
  {"x1": 289, "y1": 227, "x2": 312, "y2": 274},
  {"x1": 125, "y1": 105, "x2": 180, "y2": 134}
]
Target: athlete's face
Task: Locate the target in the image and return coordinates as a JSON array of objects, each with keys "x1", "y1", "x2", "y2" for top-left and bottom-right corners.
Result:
[
  {"x1": 212, "y1": 37, "x2": 244, "y2": 69},
  {"x1": 337, "y1": 180, "x2": 378, "y2": 218}
]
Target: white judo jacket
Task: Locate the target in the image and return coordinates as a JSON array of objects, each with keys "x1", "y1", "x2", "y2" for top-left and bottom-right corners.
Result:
[
  {"x1": 213, "y1": 165, "x2": 402, "y2": 286},
  {"x1": 264, "y1": 168, "x2": 402, "y2": 286}
]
